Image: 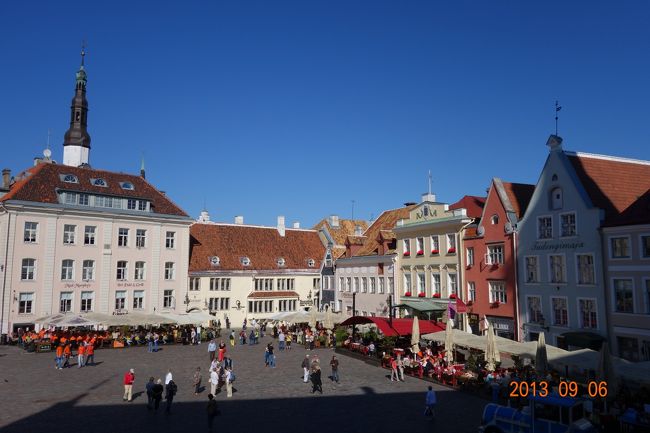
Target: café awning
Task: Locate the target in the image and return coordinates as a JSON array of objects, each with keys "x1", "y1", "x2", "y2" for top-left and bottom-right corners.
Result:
[
  {"x1": 340, "y1": 316, "x2": 445, "y2": 337},
  {"x1": 394, "y1": 299, "x2": 448, "y2": 312},
  {"x1": 562, "y1": 331, "x2": 605, "y2": 350}
]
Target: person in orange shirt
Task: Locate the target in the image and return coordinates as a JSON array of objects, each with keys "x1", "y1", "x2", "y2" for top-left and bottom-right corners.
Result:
[
  {"x1": 85, "y1": 342, "x2": 95, "y2": 366},
  {"x1": 77, "y1": 343, "x2": 86, "y2": 368},
  {"x1": 63, "y1": 344, "x2": 71, "y2": 368},
  {"x1": 55, "y1": 345, "x2": 64, "y2": 370}
]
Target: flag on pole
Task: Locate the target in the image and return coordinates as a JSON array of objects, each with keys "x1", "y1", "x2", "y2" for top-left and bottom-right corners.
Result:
[{"x1": 447, "y1": 300, "x2": 457, "y2": 321}]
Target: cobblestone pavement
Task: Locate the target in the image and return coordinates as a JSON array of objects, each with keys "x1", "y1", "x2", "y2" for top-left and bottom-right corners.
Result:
[{"x1": 0, "y1": 333, "x2": 487, "y2": 433}]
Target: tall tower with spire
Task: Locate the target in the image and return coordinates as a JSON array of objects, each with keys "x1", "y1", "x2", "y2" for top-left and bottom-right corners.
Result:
[{"x1": 63, "y1": 44, "x2": 92, "y2": 167}]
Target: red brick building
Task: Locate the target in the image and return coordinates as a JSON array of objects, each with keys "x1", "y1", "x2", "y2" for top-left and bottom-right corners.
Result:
[{"x1": 462, "y1": 179, "x2": 534, "y2": 340}]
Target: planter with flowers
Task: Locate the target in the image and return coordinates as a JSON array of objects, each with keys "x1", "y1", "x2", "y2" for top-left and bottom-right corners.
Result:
[
  {"x1": 432, "y1": 293, "x2": 441, "y2": 298},
  {"x1": 418, "y1": 292, "x2": 426, "y2": 298},
  {"x1": 431, "y1": 249, "x2": 439, "y2": 255},
  {"x1": 416, "y1": 250, "x2": 424, "y2": 256},
  {"x1": 403, "y1": 251, "x2": 411, "y2": 257},
  {"x1": 490, "y1": 301, "x2": 501, "y2": 308},
  {"x1": 404, "y1": 292, "x2": 412, "y2": 297},
  {"x1": 447, "y1": 247, "x2": 456, "y2": 254},
  {"x1": 467, "y1": 300, "x2": 474, "y2": 306},
  {"x1": 449, "y1": 293, "x2": 457, "y2": 299}
]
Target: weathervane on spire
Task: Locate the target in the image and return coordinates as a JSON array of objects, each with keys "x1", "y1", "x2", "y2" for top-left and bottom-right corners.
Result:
[
  {"x1": 555, "y1": 100, "x2": 562, "y2": 136},
  {"x1": 81, "y1": 40, "x2": 86, "y2": 67}
]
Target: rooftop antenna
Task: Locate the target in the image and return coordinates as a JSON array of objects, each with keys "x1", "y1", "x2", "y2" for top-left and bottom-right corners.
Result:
[
  {"x1": 81, "y1": 40, "x2": 86, "y2": 67},
  {"x1": 351, "y1": 200, "x2": 356, "y2": 221},
  {"x1": 140, "y1": 153, "x2": 146, "y2": 179},
  {"x1": 43, "y1": 129, "x2": 52, "y2": 160},
  {"x1": 555, "y1": 100, "x2": 562, "y2": 136}
]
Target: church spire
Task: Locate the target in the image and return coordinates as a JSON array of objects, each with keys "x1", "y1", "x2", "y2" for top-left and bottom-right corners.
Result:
[{"x1": 63, "y1": 43, "x2": 91, "y2": 167}]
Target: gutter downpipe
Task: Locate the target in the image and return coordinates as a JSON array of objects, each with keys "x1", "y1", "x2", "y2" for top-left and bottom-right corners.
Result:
[
  {"x1": 0, "y1": 203, "x2": 11, "y2": 339},
  {"x1": 458, "y1": 218, "x2": 474, "y2": 331},
  {"x1": 513, "y1": 229, "x2": 521, "y2": 342}
]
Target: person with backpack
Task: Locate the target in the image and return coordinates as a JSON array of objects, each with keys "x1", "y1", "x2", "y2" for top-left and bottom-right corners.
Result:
[
  {"x1": 207, "y1": 394, "x2": 219, "y2": 433},
  {"x1": 165, "y1": 379, "x2": 177, "y2": 414}
]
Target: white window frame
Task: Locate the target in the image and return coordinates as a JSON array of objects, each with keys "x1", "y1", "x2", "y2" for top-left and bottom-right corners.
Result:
[
  {"x1": 353, "y1": 277, "x2": 359, "y2": 293},
  {"x1": 60, "y1": 292, "x2": 73, "y2": 313},
  {"x1": 416, "y1": 237, "x2": 424, "y2": 255},
  {"x1": 577, "y1": 297, "x2": 598, "y2": 330},
  {"x1": 488, "y1": 281, "x2": 506, "y2": 304},
  {"x1": 537, "y1": 215, "x2": 553, "y2": 240},
  {"x1": 165, "y1": 231, "x2": 176, "y2": 249},
  {"x1": 417, "y1": 272, "x2": 426, "y2": 295},
  {"x1": 609, "y1": 235, "x2": 632, "y2": 260},
  {"x1": 18, "y1": 292, "x2": 34, "y2": 314},
  {"x1": 80, "y1": 291, "x2": 94, "y2": 312},
  {"x1": 24, "y1": 222, "x2": 38, "y2": 243},
  {"x1": 82, "y1": 260, "x2": 95, "y2": 281},
  {"x1": 115, "y1": 290, "x2": 127, "y2": 311},
  {"x1": 448, "y1": 273, "x2": 458, "y2": 296},
  {"x1": 63, "y1": 224, "x2": 76, "y2": 245},
  {"x1": 643, "y1": 278, "x2": 650, "y2": 315},
  {"x1": 163, "y1": 289, "x2": 174, "y2": 309},
  {"x1": 361, "y1": 277, "x2": 368, "y2": 293},
  {"x1": 446, "y1": 234, "x2": 456, "y2": 254},
  {"x1": 116, "y1": 261, "x2": 128, "y2": 281},
  {"x1": 486, "y1": 244, "x2": 504, "y2": 265},
  {"x1": 369, "y1": 277, "x2": 376, "y2": 294},
  {"x1": 403, "y1": 273, "x2": 412, "y2": 295},
  {"x1": 467, "y1": 281, "x2": 475, "y2": 302},
  {"x1": 466, "y1": 247, "x2": 474, "y2": 266},
  {"x1": 61, "y1": 259, "x2": 74, "y2": 281},
  {"x1": 430, "y1": 235, "x2": 440, "y2": 253},
  {"x1": 189, "y1": 277, "x2": 201, "y2": 291},
  {"x1": 575, "y1": 253, "x2": 596, "y2": 286},
  {"x1": 612, "y1": 278, "x2": 635, "y2": 314},
  {"x1": 164, "y1": 262, "x2": 175, "y2": 280},
  {"x1": 135, "y1": 229, "x2": 146, "y2": 248},
  {"x1": 526, "y1": 295, "x2": 543, "y2": 324},
  {"x1": 378, "y1": 277, "x2": 384, "y2": 294},
  {"x1": 84, "y1": 225, "x2": 96, "y2": 245},
  {"x1": 21, "y1": 258, "x2": 36, "y2": 280},
  {"x1": 338, "y1": 277, "x2": 344, "y2": 292},
  {"x1": 548, "y1": 254, "x2": 566, "y2": 284},
  {"x1": 640, "y1": 234, "x2": 650, "y2": 260},
  {"x1": 118, "y1": 228, "x2": 129, "y2": 247},
  {"x1": 431, "y1": 273, "x2": 441, "y2": 296},
  {"x1": 403, "y1": 239, "x2": 411, "y2": 256},
  {"x1": 559, "y1": 212, "x2": 577, "y2": 238},
  {"x1": 133, "y1": 290, "x2": 145, "y2": 310},
  {"x1": 551, "y1": 296, "x2": 569, "y2": 327},
  {"x1": 134, "y1": 261, "x2": 146, "y2": 280},
  {"x1": 525, "y1": 255, "x2": 539, "y2": 284},
  {"x1": 388, "y1": 277, "x2": 394, "y2": 294}
]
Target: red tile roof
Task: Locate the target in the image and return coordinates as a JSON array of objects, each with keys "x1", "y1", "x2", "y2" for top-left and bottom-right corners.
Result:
[
  {"x1": 189, "y1": 223, "x2": 325, "y2": 272},
  {"x1": 567, "y1": 152, "x2": 650, "y2": 226},
  {"x1": 501, "y1": 181, "x2": 535, "y2": 219},
  {"x1": 312, "y1": 218, "x2": 368, "y2": 259},
  {"x1": 352, "y1": 205, "x2": 417, "y2": 257},
  {"x1": 449, "y1": 195, "x2": 486, "y2": 219},
  {"x1": 248, "y1": 291, "x2": 299, "y2": 299},
  {"x1": 1, "y1": 162, "x2": 188, "y2": 216}
]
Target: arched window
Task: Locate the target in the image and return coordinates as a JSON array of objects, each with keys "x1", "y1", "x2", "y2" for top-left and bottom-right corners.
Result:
[{"x1": 551, "y1": 187, "x2": 563, "y2": 210}]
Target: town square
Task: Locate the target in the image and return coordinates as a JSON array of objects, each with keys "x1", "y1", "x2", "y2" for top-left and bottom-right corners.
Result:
[{"x1": 2, "y1": 2, "x2": 650, "y2": 432}]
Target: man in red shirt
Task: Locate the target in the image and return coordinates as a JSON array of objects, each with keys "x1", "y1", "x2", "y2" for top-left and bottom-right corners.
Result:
[{"x1": 123, "y1": 368, "x2": 135, "y2": 402}]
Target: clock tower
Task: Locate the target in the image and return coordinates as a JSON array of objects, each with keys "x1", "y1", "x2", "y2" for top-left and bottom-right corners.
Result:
[{"x1": 63, "y1": 46, "x2": 92, "y2": 167}]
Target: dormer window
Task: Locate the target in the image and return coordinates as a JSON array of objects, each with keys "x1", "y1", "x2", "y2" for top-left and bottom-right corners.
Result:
[
  {"x1": 241, "y1": 257, "x2": 251, "y2": 266},
  {"x1": 307, "y1": 258, "x2": 315, "y2": 267},
  {"x1": 277, "y1": 257, "x2": 286, "y2": 267},
  {"x1": 120, "y1": 182, "x2": 134, "y2": 190},
  {"x1": 62, "y1": 174, "x2": 78, "y2": 183},
  {"x1": 491, "y1": 215, "x2": 499, "y2": 225},
  {"x1": 210, "y1": 256, "x2": 220, "y2": 266},
  {"x1": 92, "y1": 178, "x2": 107, "y2": 187}
]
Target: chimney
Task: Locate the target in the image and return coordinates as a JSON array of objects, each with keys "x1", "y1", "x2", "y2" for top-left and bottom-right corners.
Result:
[
  {"x1": 234, "y1": 216, "x2": 244, "y2": 225},
  {"x1": 2, "y1": 169, "x2": 10, "y2": 188},
  {"x1": 354, "y1": 225, "x2": 363, "y2": 236},
  {"x1": 329, "y1": 215, "x2": 340, "y2": 228},
  {"x1": 277, "y1": 216, "x2": 286, "y2": 237},
  {"x1": 292, "y1": 221, "x2": 300, "y2": 229},
  {"x1": 421, "y1": 192, "x2": 436, "y2": 203}
]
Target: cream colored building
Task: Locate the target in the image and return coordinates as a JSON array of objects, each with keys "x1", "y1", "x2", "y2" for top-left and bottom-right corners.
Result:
[{"x1": 188, "y1": 215, "x2": 325, "y2": 326}]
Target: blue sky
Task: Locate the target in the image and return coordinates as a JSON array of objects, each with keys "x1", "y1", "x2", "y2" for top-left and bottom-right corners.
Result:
[{"x1": 1, "y1": 1, "x2": 649, "y2": 227}]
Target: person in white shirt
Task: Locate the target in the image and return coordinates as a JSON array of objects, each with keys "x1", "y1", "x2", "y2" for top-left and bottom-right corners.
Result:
[
  {"x1": 196, "y1": 326, "x2": 202, "y2": 344},
  {"x1": 209, "y1": 368, "x2": 219, "y2": 396},
  {"x1": 278, "y1": 331, "x2": 286, "y2": 351},
  {"x1": 165, "y1": 369, "x2": 173, "y2": 385},
  {"x1": 225, "y1": 367, "x2": 234, "y2": 398}
]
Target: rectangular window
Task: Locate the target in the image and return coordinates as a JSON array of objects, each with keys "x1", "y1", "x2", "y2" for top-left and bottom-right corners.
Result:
[
  {"x1": 551, "y1": 297, "x2": 568, "y2": 326},
  {"x1": 611, "y1": 237, "x2": 630, "y2": 258},
  {"x1": 338, "y1": 277, "x2": 344, "y2": 292},
  {"x1": 641, "y1": 235, "x2": 650, "y2": 258},
  {"x1": 84, "y1": 226, "x2": 96, "y2": 245},
  {"x1": 134, "y1": 261, "x2": 145, "y2": 280},
  {"x1": 446, "y1": 234, "x2": 456, "y2": 253},
  {"x1": 467, "y1": 282, "x2": 476, "y2": 302},
  {"x1": 645, "y1": 279, "x2": 650, "y2": 315},
  {"x1": 127, "y1": 199, "x2": 137, "y2": 210},
  {"x1": 525, "y1": 256, "x2": 539, "y2": 283},
  {"x1": 353, "y1": 277, "x2": 359, "y2": 293},
  {"x1": 527, "y1": 296, "x2": 543, "y2": 324},
  {"x1": 361, "y1": 277, "x2": 368, "y2": 293},
  {"x1": 560, "y1": 212, "x2": 577, "y2": 237},
  {"x1": 614, "y1": 279, "x2": 634, "y2": 313},
  {"x1": 416, "y1": 237, "x2": 424, "y2": 255},
  {"x1": 63, "y1": 224, "x2": 76, "y2": 244},
  {"x1": 78, "y1": 193, "x2": 89, "y2": 206},
  {"x1": 431, "y1": 235, "x2": 440, "y2": 253},
  {"x1": 346, "y1": 277, "x2": 351, "y2": 292},
  {"x1": 486, "y1": 244, "x2": 504, "y2": 265},
  {"x1": 18, "y1": 292, "x2": 34, "y2": 314},
  {"x1": 116, "y1": 261, "x2": 128, "y2": 280},
  {"x1": 378, "y1": 277, "x2": 385, "y2": 294},
  {"x1": 579, "y1": 298, "x2": 598, "y2": 329},
  {"x1": 189, "y1": 277, "x2": 201, "y2": 291},
  {"x1": 163, "y1": 290, "x2": 174, "y2": 308},
  {"x1": 466, "y1": 247, "x2": 474, "y2": 266},
  {"x1": 80, "y1": 291, "x2": 94, "y2": 312},
  {"x1": 82, "y1": 260, "x2": 95, "y2": 281},
  {"x1": 164, "y1": 262, "x2": 175, "y2": 280},
  {"x1": 538, "y1": 216, "x2": 553, "y2": 239},
  {"x1": 403, "y1": 239, "x2": 411, "y2": 256},
  {"x1": 432, "y1": 274, "x2": 441, "y2": 296},
  {"x1": 60, "y1": 292, "x2": 73, "y2": 313},
  {"x1": 448, "y1": 273, "x2": 458, "y2": 296},
  {"x1": 489, "y1": 281, "x2": 506, "y2": 303},
  {"x1": 65, "y1": 192, "x2": 77, "y2": 205},
  {"x1": 165, "y1": 231, "x2": 175, "y2": 249},
  {"x1": 133, "y1": 290, "x2": 144, "y2": 309},
  {"x1": 24, "y1": 222, "x2": 38, "y2": 243},
  {"x1": 138, "y1": 200, "x2": 147, "y2": 211},
  {"x1": 21, "y1": 258, "x2": 36, "y2": 280},
  {"x1": 135, "y1": 229, "x2": 146, "y2": 248},
  {"x1": 403, "y1": 274, "x2": 412, "y2": 295},
  {"x1": 577, "y1": 254, "x2": 595, "y2": 285},
  {"x1": 369, "y1": 277, "x2": 376, "y2": 294},
  {"x1": 61, "y1": 259, "x2": 74, "y2": 281},
  {"x1": 118, "y1": 228, "x2": 129, "y2": 247},
  {"x1": 115, "y1": 290, "x2": 127, "y2": 310},
  {"x1": 617, "y1": 337, "x2": 640, "y2": 362},
  {"x1": 417, "y1": 272, "x2": 426, "y2": 295},
  {"x1": 549, "y1": 255, "x2": 566, "y2": 284}
]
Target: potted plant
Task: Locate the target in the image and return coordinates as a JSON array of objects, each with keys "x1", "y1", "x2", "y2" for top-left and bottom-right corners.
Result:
[
  {"x1": 467, "y1": 300, "x2": 474, "y2": 306},
  {"x1": 431, "y1": 249, "x2": 439, "y2": 254},
  {"x1": 447, "y1": 247, "x2": 456, "y2": 254},
  {"x1": 491, "y1": 300, "x2": 500, "y2": 308},
  {"x1": 449, "y1": 293, "x2": 457, "y2": 299},
  {"x1": 416, "y1": 250, "x2": 424, "y2": 256},
  {"x1": 432, "y1": 293, "x2": 441, "y2": 298},
  {"x1": 404, "y1": 292, "x2": 412, "y2": 297},
  {"x1": 418, "y1": 292, "x2": 426, "y2": 298},
  {"x1": 403, "y1": 251, "x2": 410, "y2": 257}
]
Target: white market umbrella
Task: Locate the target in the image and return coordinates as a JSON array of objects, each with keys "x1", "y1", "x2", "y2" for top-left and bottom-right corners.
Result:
[
  {"x1": 597, "y1": 342, "x2": 618, "y2": 401},
  {"x1": 463, "y1": 313, "x2": 473, "y2": 334},
  {"x1": 485, "y1": 321, "x2": 501, "y2": 372},
  {"x1": 444, "y1": 319, "x2": 454, "y2": 363},
  {"x1": 308, "y1": 306, "x2": 318, "y2": 328},
  {"x1": 411, "y1": 316, "x2": 420, "y2": 353},
  {"x1": 34, "y1": 313, "x2": 68, "y2": 325},
  {"x1": 50, "y1": 314, "x2": 98, "y2": 328},
  {"x1": 535, "y1": 332, "x2": 549, "y2": 374},
  {"x1": 323, "y1": 307, "x2": 334, "y2": 330}
]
